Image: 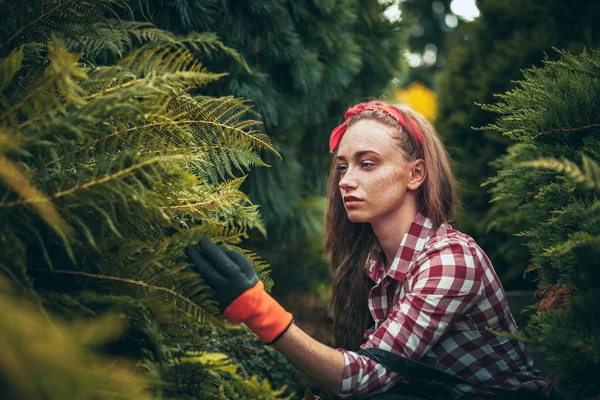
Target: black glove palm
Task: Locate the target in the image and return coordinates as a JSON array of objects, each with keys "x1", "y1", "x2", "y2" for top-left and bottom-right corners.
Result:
[{"x1": 184, "y1": 238, "x2": 259, "y2": 313}]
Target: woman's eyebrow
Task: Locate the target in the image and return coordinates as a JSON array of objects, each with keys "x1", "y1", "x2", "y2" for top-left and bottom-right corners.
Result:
[
  {"x1": 336, "y1": 150, "x2": 381, "y2": 161},
  {"x1": 354, "y1": 150, "x2": 380, "y2": 158},
  {"x1": 335, "y1": 150, "x2": 381, "y2": 161}
]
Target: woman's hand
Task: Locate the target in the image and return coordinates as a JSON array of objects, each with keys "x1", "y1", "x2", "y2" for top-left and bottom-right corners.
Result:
[
  {"x1": 185, "y1": 238, "x2": 259, "y2": 312},
  {"x1": 184, "y1": 239, "x2": 293, "y2": 344}
]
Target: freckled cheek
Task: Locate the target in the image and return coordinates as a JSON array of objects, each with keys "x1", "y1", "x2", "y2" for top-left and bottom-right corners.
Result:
[
  {"x1": 364, "y1": 172, "x2": 388, "y2": 200},
  {"x1": 367, "y1": 172, "x2": 405, "y2": 208}
]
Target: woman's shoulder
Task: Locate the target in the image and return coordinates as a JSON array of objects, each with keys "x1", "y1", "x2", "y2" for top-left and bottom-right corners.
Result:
[
  {"x1": 424, "y1": 223, "x2": 479, "y2": 252},
  {"x1": 417, "y1": 223, "x2": 492, "y2": 275}
]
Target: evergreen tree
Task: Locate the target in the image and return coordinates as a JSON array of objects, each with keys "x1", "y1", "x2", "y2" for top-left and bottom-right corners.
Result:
[
  {"x1": 0, "y1": 0, "x2": 297, "y2": 397},
  {"x1": 436, "y1": 0, "x2": 600, "y2": 286},
  {"x1": 484, "y1": 49, "x2": 600, "y2": 397},
  {"x1": 129, "y1": 0, "x2": 412, "y2": 295}
]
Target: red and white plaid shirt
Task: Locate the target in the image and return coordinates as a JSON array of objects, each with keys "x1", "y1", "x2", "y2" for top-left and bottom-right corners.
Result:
[{"x1": 337, "y1": 213, "x2": 547, "y2": 398}]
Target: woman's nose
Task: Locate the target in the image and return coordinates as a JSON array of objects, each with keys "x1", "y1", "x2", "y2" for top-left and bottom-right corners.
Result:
[{"x1": 339, "y1": 170, "x2": 357, "y2": 191}]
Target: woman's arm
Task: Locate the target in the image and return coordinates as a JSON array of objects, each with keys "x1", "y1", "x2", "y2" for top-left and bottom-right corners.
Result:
[{"x1": 274, "y1": 323, "x2": 345, "y2": 394}]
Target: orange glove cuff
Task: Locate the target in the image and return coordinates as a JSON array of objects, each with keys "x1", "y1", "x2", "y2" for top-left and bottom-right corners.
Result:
[{"x1": 223, "y1": 281, "x2": 293, "y2": 344}]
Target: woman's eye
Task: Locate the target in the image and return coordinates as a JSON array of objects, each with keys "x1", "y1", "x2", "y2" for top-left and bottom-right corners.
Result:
[
  {"x1": 335, "y1": 164, "x2": 347, "y2": 172},
  {"x1": 361, "y1": 161, "x2": 375, "y2": 169}
]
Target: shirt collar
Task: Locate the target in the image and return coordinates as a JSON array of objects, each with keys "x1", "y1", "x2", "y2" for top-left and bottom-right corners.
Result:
[{"x1": 364, "y1": 212, "x2": 436, "y2": 284}]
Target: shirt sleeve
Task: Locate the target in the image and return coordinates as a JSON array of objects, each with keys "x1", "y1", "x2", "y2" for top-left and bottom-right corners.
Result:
[{"x1": 336, "y1": 240, "x2": 484, "y2": 398}]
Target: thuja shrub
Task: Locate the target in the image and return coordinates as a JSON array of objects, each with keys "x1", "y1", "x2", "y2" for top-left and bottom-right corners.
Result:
[
  {"x1": 483, "y1": 48, "x2": 600, "y2": 397},
  {"x1": 436, "y1": 0, "x2": 600, "y2": 286}
]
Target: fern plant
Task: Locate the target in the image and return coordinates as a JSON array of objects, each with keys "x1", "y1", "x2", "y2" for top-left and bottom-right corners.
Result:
[
  {"x1": 0, "y1": 0, "x2": 296, "y2": 398},
  {"x1": 124, "y1": 0, "x2": 412, "y2": 299},
  {"x1": 483, "y1": 48, "x2": 600, "y2": 397}
]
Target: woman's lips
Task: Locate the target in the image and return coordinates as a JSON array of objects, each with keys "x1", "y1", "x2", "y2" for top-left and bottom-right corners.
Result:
[{"x1": 344, "y1": 196, "x2": 363, "y2": 207}]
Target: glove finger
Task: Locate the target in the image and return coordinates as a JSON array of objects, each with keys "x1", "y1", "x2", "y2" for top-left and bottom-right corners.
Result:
[
  {"x1": 184, "y1": 245, "x2": 226, "y2": 286},
  {"x1": 197, "y1": 238, "x2": 240, "y2": 278},
  {"x1": 220, "y1": 246, "x2": 258, "y2": 283}
]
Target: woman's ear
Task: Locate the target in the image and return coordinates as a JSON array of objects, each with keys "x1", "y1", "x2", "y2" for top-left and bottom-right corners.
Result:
[{"x1": 407, "y1": 159, "x2": 427, "y2": 190}]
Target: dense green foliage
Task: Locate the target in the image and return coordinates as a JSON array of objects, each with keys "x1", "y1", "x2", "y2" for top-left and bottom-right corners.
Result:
[
  {"x1": 484, "y1": 49, "x2": 600, "y2": 397},
  {"x1": 0, "y1": 0, "x2": 298, "y2": 398},
  {"x1": 436, "y1": 0, "x2": 600, "y2": 286},
  {"x1": 128, "y1": 0, "x2": 412, "y2": 295}
]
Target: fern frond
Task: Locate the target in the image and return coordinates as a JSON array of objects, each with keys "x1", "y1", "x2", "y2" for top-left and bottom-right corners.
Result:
[
  {"x1": 46, "y1": 269, "x2": 223, "y2": 328},
  {"x1": 181, "y1": 32, "x2": 250, "y2": 73},
  {"x1": 123, "y1": 17, "x2": 252, "y2": 75},
  {"x1": 165, "y1": 347, "x2": 291, "y2": 399},
  {"x1": 0, "y1": 0, "x2": 130, "y2": 53},
  {"x1": 229, "y1": 246, "x2": 274, "y2": 292},
  {"x1": 168, "y1": 350, "x2": 238, "y2": 375},
  {"x1": 0, "y1": 155, "x2": 71, "y2": 237}
]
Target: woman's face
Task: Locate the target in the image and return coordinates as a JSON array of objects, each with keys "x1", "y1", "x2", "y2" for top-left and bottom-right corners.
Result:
[{"x1": 335, "y1": 119, "x2": 414, "y2": 224}]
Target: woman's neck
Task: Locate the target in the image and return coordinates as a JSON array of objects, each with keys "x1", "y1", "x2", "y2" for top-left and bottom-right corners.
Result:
[{"x1": 371, "y1": 197, "x2": 419, "y2": 269}]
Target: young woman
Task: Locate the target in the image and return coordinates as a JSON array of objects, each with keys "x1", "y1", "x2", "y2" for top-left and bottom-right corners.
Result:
[{"x1": 184, "y1": 101, "x2": 550, "y2": 399}]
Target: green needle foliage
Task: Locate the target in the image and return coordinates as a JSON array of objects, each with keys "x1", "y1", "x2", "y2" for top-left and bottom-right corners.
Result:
[
  {"x1": 0, "y1": 0, "x2": 296, "y2": 398},
  {"x1": 436, "y1": 0, "x2": 600, "y2": 287},
  {"x1": 483, "y1": 49, "x2": 600, "y2": 397}
]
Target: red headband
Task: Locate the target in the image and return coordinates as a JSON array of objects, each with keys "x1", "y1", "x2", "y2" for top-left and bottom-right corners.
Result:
[{"x1": 329, "y1": 101, "x2": 424, "y2": 154}]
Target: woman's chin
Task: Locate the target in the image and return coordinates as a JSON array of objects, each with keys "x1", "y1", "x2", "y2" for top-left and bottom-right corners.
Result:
[{"x1": 346, "y1": 211, "x2": 369, "y2": 223}]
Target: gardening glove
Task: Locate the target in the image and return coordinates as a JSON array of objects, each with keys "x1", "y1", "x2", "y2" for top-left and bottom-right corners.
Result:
[{"x1": 184, "y1": 238, "x2": 293, "y2": 344}]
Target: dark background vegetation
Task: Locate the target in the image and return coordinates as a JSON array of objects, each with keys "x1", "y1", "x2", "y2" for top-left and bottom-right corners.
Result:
[{"x1": 1, "y1": 0, "x2": 599, "y2": 398}]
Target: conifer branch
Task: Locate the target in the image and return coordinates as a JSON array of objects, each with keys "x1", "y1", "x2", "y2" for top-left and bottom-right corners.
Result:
[
  {"x1": 536, "y1": 283, "x2": 576, "y2": 314},
  {"x1": 521, "y1": 154, "x2": 600, "y2": 191},
  {"x1": 534, "y1": 122, "x2": 600, "y2": 137}
]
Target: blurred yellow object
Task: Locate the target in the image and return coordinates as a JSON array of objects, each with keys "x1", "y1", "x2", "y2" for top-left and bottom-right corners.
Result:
[{"x1": 394, "y1": 82, "x2": 438, "y2": 122}]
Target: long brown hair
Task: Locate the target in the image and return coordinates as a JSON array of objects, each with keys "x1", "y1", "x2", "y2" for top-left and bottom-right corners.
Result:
[{"x1": 324, "y1": 104, "x2": 456, "y2": 350}]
